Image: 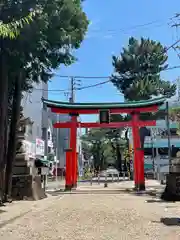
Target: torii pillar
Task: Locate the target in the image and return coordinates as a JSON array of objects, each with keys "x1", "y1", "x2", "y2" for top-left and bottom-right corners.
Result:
[
  {"x1": 69, "y1": 114, "x2": 78, "y2": 189},
  {"x1": 132, "y1": 113, "x2": 145, "y2": 191}
]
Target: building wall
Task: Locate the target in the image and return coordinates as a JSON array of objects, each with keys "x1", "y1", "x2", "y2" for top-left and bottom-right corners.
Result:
[
  {"x1": 21, "y1": 82, "x2": 47, "y2": 142},
  {"x1": 48, "y1": 110, "x2": 70, "y2": 168},
  {"x1": 22, "y1": 83, "x2": 70, "y2": 164}
]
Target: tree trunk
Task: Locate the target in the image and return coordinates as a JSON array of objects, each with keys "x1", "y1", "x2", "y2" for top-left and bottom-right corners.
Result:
[
  {"x1": 5, "y1": 72, "x2": 23, "y2": 200},
  {"x1": 0, "y1": 51, "x2": 9, "y2": 203},
  {"x1": 116, "y1": 143, "x2": 122, "y2": 174},
  {"x1": 2, "y1": 113, "x2": 9, "y2": 201},
  {"x1": 110, "y1": 141, "x2": 116, "y2": 159}
]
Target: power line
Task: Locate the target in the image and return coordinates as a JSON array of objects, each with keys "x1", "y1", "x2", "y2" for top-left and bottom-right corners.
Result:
[
  {"x1": 53, "y1": 75, "x2": 110, "y2": 79},
  {"x1": 76, "y1": 79, "x2": 111, "y2": 90},
  {"x1": 87, "y1": 23, "x2": 166, "y2": 38},
  {"x1": 33, "y1": 64, "x2": 180, "y2": 93},
  {"x1": 52, "y1": 40, "x2": 180, "y2": 80},
  {"x1": 88, "y1": 17, "x2": 170, "y2": 34},
  {"x1": 75, "y1": 65, "x2": 180, "y2": 91},
  {"x1": 33, "y1": 40, "x2": 180, "y2": 93},
  {"x1": 165, "y1": 39, "x2": 180, "y2": 52},
  {"x1": 51, "y1": 65, "x2": 180, "y2": 81}
]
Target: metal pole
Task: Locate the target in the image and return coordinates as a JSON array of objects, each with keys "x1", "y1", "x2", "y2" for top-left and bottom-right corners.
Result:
[
  {"x1": 156, "y1": 146, "x2": 160, "y2": 181},
  {"x1": 98, "y1": 173, "x2": 100, "y2": 184},
  {"x1": 90, "y1": 173, "x2": 93, "y2": 186},
  {"x1": 69, "y1": 77, "x2": 74, "y2": 103},
  {"x1": 43, "y1": 175, "x2": 46, "y2": 190},
  {"x1": 104, "y1": 173, "x2": 108, "y2": 187},
  {"x1": 151, "y1": 135, "x2": 155, "y2": 179},
  {"x1": 55, "y1": 114, "x2": 59, "y2": 184},
  {"x1": 166, "y1": 101, "x2": 171, "y2": 172}
]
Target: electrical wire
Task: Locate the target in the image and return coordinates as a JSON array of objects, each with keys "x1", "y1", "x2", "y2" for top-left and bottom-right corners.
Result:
[
  {"x1": 52, "y1": 65, "x2": 180, "y2": 80},
  {"x1": 32, "y1": 40, "x2": 180, "y2": 93},
  {"x1": 88, "y1": 16, "x2": 173, "y2": 36},
  {"x1": 33, "y1": 64, "x2": 180, "y2": 92},
  {"x1": 87, "y1": 24, "x2": 167, "y2": 39},
  {"x1": 76, "y1": 79, "x2": 111, "y2": 90},
  {"x1": 89, "y1": 19, "x2": 165, "y2": 33}
]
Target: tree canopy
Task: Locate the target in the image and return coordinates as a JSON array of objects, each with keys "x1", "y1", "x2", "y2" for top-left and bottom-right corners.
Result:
[
  {"x1": 0, "y1": 0, "x2": 89, "y2": 202},
  {"x1": 81, "y1": 115, "x2": 126, "y2": 172},
  {"x1": 1, "y1": 0, "x2": 89, "y2": 81},
  {"x1": 0, "y1": 10, "x2": 37, "y2": 39},
  {"x1": 111, "y1": 37, "x2": 176, "y2": 101}
]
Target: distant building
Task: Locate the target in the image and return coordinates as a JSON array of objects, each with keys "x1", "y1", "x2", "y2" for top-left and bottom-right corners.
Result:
[
  {"x1": 48, "y1": 110, "x2": 70, "y2": 167},
  {"x1": 129, "y1": 99, "x2": 180, "y2": 173},
  {"x1": 22, "y1": 85, "x2": 80, "y2": 168},
  {"x1": 21, "y1": 82, "x2": 54, "y2": 156}
]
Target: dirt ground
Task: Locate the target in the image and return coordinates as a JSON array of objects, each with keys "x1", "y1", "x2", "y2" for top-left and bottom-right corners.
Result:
[{"x1": 0, "y1": 182, "x2": 180, "y2": 240}]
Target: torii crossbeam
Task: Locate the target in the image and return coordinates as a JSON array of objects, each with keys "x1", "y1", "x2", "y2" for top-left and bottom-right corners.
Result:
[{"x1": 43, "y1": 97, "x2": 166, "y2": 191}]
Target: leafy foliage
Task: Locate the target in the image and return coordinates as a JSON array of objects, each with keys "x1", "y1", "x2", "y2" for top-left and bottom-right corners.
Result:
[
  {"x1": 0, "y1": 0, "x2": 89, "y2": 201},
  {"x1": 0, "y1": 10, "x2": 37, "y2": 39},
  {"x1": 169, "y1": 107, "x2": 180, "y2": 122},
  {"x1": 81, "y1": 115, "x2": 126, "y2": 171},
  {"x1": 111, "y1": 37, "x2": 176, "y2": 101}
]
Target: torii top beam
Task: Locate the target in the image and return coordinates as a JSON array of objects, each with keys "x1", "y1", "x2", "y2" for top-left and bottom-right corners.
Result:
[{"x1": 43, "y1": 97, "x2": 166, "y2": 115}]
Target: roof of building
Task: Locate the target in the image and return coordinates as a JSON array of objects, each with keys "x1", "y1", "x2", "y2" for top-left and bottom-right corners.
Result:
[{"x1": 43, "y1": 97, "x2": 166, "y2": 110}]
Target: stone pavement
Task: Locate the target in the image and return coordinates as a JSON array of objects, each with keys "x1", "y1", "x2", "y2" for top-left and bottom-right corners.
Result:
[{"x1": 1, "y1": 180, "x2": 180, "y2": 240}]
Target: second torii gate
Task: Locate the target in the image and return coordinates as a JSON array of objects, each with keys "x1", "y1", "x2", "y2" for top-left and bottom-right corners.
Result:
[{"x1": 43, "y1": 97, "x2": 165, "y2": 191}]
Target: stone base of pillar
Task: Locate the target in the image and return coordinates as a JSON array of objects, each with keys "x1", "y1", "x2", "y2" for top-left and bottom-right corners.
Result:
[
  {"x1": 138, "y1": 183, "x2": 145, "y2": 191},
  {"x1": 134, "y1": 183, "x2": 145, "y2": 191},
  {"x1": 65, "y1": 185, "x2": 72, "y2": 191},
  {"x1": 71, "y1": 183, "x2": 77, "y2": 189},
  {"x1": 161, "y1": 173, "x2": 180, "y2": 201}
]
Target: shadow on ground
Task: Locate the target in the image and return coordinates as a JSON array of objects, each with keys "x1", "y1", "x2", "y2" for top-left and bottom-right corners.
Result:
[
  {"x1": 0, "y1": 210, "x2": 31, "y2": 229},
  {"x1": 160, "y1": 217, "x2": 180, "y2": 226},
  {"x1": 0, "y1": 209, "x2": 6, "y2": 214}
]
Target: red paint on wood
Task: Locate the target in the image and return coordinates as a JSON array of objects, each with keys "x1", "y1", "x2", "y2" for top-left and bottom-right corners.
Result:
[
  {"x1": 53, "y1": 120, "x2": 156, "y2": 129},
  {"x1": 51, "y1": 105, "x2": 158, "y2": 115},
  {"x1": 65, "y1": 151, "x2": 72, "y2": 188},
  {"x1": 70, "y1": 116, "x2": 78, "y2": 188},
  {"x1": 132, "y1": 114, "x2": 139, "y2": 186}
]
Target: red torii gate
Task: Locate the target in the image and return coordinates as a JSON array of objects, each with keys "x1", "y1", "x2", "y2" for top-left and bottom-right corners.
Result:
[{"x1": 43, "y1": 97, "x2": 165, "y2": 191}]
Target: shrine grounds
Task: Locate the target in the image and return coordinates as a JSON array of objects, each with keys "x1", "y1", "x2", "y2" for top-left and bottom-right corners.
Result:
[{"x1": 0, "y1": 180, "x2": 180, "y2": 240}]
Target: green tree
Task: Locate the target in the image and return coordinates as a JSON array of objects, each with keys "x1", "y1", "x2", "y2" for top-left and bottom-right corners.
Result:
[
  {"x1": 81, "y1": 129, "x2": 108, "y2": 171},
  {"x1": 0, "y1": 10, "x2": 37, "y2": 39},
  {"x1": 105, "y1": 114, "x2": 126, "y2": 173},
  {"x1": 0, "y1": 0, "x2": 89, "y2": 202},
  {"x1": 111, "y1": 37, "x2": 176, "y2": 101},
  {"x1": 81, "y1": 115, "x2": 126, "y2": 172}
]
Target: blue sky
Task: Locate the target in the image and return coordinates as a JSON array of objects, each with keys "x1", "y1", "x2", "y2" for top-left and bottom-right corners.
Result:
[{"x1": 49, "y1": 0, "x2": 180, "y2": 122}]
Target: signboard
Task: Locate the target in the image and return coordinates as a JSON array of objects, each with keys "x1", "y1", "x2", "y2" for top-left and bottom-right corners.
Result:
[
  {"x1": 48, "y1": 140, "x2": 53, "y2": 148},
  {"x1": 22, "y1": 140, "x2": 36, "y2": 159},
  {"x1": 35, "y1": 138, "x2": 45, "y2": 156},
  {"x1": 99, "y1": 109, "x2": 110, "y2": 123},
  {"x1": 41, "y1": 167, "x2": 49, "y2": 175}
]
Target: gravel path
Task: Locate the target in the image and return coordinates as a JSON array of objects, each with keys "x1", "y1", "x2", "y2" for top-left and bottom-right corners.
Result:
[{"x1": 0, "y1": 191, "x2": 180, "y2": 240}]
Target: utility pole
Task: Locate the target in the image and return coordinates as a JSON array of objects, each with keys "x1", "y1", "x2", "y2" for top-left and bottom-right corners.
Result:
[
  {"x1": 69, "y1": 77, "x2": 81, "y2": 103},
  {"x1": 69, "y1": 77, "x2": 75, "y2": 103}
]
